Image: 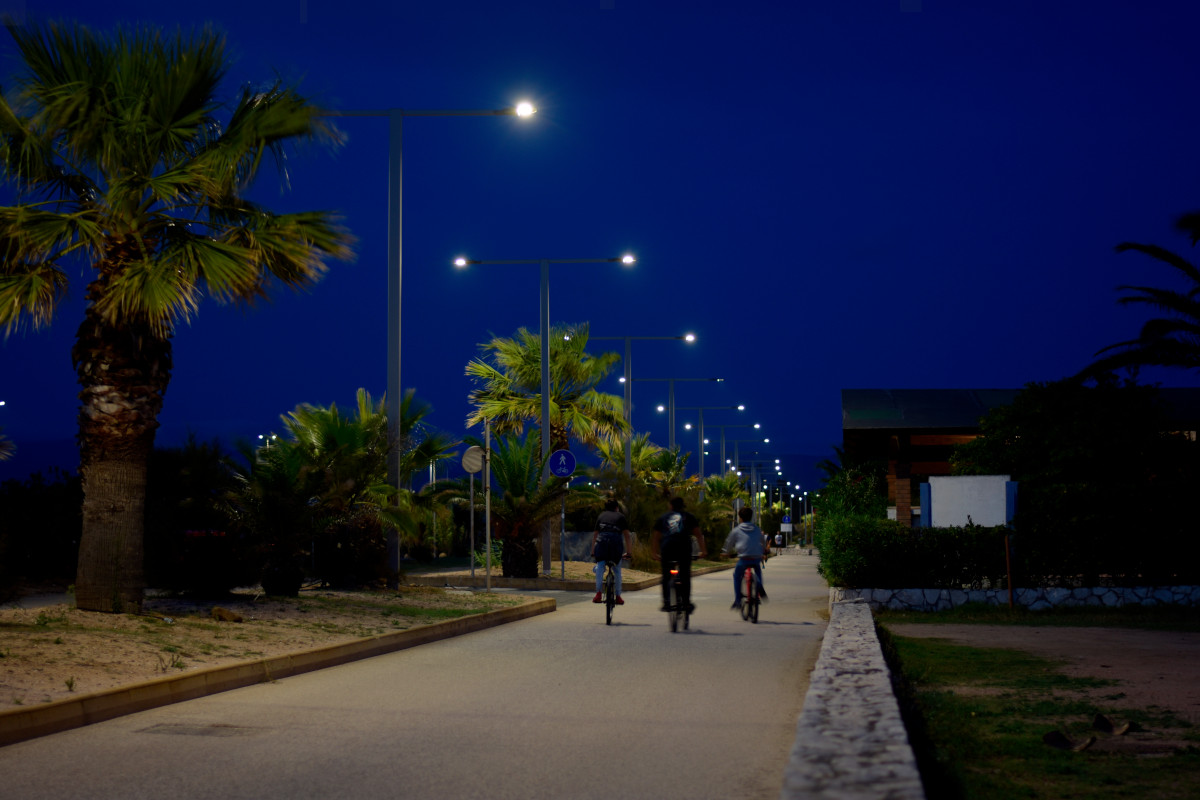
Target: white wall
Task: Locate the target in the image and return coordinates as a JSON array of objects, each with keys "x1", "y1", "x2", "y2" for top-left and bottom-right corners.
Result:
[{"x1": 929, "y1": 475, "x2": 1010, "y2": 527}]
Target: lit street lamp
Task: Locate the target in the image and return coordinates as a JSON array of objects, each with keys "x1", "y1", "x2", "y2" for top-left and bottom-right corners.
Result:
[
  {"x1": 591, "y1": 334, "x2": 696, "y2": 477},
  {"x1": 709, "y1": 423, "x2": 761, "y2": 476},
  {"x1": 667, "y1": 404, "x2": 745, "y2": 495},
  {"x1": 455, "y1": 253, "x2": 636, "y2": 573},
  {"x1": 638, "y1": 377, "x2": 723, "y2": 451},
  {"x1": 328, "y1": 101, "x2": 536, "y2": 581}
]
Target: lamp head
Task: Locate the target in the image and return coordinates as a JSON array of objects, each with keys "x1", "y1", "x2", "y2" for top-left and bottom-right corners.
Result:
[
  {"x1": 453, "y1": 257, "x2": 469, "y2": 268},
  {"x1": 620, "y1": 254, "x2": 636, "y2": 265},
  {"x1": 515, "y1": 101, "x2": 537, "y2": 117},
  {"x1": 684, "y1": 333, "x2": 696, "y2": 343}
]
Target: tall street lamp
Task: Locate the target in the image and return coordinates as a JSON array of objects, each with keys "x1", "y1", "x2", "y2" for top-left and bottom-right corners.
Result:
[
  {"x1": 455, "y1": 253, "x2": 636, "y2": 573},
  {"x1": 709, "y1": 423, "x2": 761, "y2": 476},
  {"x1": 668, "y1": 404, "x2": 745, "y2": 493},
  {"x1": 640, "y1": 378, "x2": 724, "y2": 450},
  {"x1": 590, "y1": 334, "x2": 696, "y2": 476},
  {"x1": 329, "y1": 101, "x2": 536, "y2": 580}
]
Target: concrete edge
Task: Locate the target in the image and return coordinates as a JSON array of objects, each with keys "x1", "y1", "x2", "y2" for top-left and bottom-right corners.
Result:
[
  {"x1": 781, "y1": 599, "x2": 925, "y2": 800},
  {"x1": 0, "y1": 596, "x2": 556, "y2": 749},
  {"x1": 404, "y1": 563, "x2": 732, "y2": 591}
]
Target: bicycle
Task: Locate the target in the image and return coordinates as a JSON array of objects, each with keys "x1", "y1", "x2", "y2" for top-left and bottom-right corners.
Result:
[
  {"x1": 602, "y1": 560, "x2": 618, "y2": 625},
  {"x1": 665, "y1": 560, "x2": 690, "y2": 633},
  {"x1": 740, "y1": 561, "x2": 762, "y2": 624}
]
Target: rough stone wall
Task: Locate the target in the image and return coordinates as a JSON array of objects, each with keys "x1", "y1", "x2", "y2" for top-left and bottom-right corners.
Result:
[
  {"x1": 781, "y1": 599, "x2": 925, "y2": 800},
  {"x1": 832, "y1": 585, "x2": 1200, "y2": 612}
]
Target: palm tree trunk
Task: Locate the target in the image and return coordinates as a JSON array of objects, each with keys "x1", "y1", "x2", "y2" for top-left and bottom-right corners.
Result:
[
  {"x1": 72, "y1": 286, "x2": 171, "y2": 612},
  {"x1": 76, "y1": 457, "x2": 147, "y2": 612}
]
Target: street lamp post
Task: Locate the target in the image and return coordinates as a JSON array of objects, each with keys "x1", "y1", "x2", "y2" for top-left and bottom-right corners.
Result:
[
  {"x1": 669, "y1": 404, "x2": 745, "y2": 496},
  {"x1": 639, "y1": 378, "x2": 724, "y2": 451},
  {"x1": 591, "y1": 334, "x2": 696, "y2": 477},
  {"x1": 455, "y1": 254, "x2": 636, "y2": 573},
  {"x1": 709, "y1": 423, "x2": 761, "y2": 476},
  {"x1": 328, "y1": 102, "x2": 535, "y2": 581}
]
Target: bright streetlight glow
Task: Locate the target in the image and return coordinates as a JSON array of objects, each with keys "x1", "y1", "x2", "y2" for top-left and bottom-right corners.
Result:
[
  {"x1": 684, "y1": 333, "x2": 696, "y2": 342},
  {"x1": 515, "y1": 101, "x2": 537, "y2": 117},
  {"x1": 621, "y1": 254, "x2": 636, "y2": 264}
]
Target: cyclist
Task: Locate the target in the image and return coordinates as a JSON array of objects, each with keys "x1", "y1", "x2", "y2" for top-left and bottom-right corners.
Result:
[
  {"x1": 591, "y1": 496, "x2": 632, "y2": 604},
  {"x1": 651, "y1": 496, "x2": 707, "y2": 613},
  {"x1": 722, "y1": 506, "x2": 767, "y2": 610}
]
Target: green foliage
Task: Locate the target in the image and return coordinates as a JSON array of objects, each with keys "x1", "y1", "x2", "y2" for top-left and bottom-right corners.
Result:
[
  {"x1": 465, "y1": 322, "x2": 629, "y2": 453},
  {"x1": 473, "y1": 542, "x2": 502, "y2": 570},
  {"x1": 226, "y1": 388, "x2": 457, "y2": 589},
  {"x1": 952, "y1": 378, "x2": 1200, "y2": 586},
  {"x1": 473, "y1": 432, "x2": 572, "y2": 578},
  {"x1": 144, "y1": 436, "x2": 255, "y2": 595},
  {"x1": 812, "y1": 465, "x2": 886, "y2": 520},
  {"x1": 815, "y1": 518, "x2": 1011, "y2": 589},
  {"x1": 0, "y1": 468, "x2": 82, "y2": 592}
]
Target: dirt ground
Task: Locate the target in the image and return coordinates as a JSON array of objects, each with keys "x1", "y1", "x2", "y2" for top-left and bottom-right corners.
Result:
[
  {"x1": 0, "y1": 585, "x2": 530, "y2": 707},
  {"x1": 883, "y1": 623, "x2": 1200, "y2": 753}
]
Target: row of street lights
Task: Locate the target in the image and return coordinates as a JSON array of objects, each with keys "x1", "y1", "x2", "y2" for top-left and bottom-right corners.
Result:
[{"x1": 348, "y1": 97, "x2": 803, "y2": 573}]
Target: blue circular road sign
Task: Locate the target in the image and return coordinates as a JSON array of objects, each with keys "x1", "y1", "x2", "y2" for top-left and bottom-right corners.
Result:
[{"x1": 550, "y1": 449, "x2": 576, "y2": 477}]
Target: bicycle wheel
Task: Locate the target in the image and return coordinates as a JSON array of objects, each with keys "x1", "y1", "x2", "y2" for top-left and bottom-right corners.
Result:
[
  {"x1": 748, "y1": 592, "x2": 759, "y2": 623},
  {"x1": 667, "y1": 575, "x2": 679, "y2": 633},
  {"x1": 741, "y1": 569, "x2": 753, "y2": 621},
  {"x1": 604, "y1": 565, "x2": 616, "y2": 626}
]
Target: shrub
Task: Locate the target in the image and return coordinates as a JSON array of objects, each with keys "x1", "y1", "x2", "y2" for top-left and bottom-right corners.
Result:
[{"x1": 817, "y1": 517, "x2": 1012, "y2": 589}]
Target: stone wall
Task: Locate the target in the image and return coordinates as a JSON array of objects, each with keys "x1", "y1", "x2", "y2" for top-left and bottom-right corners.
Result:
[
  {"x1": 781, "y1": 599, "x2": 925, "y2": 800},
  {"x1": 831, "y1": 584, "x2": 1200, "y2": 612}
]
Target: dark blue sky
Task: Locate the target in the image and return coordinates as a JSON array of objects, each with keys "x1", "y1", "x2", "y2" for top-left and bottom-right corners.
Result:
[{"x1": 4, "y1": 0, "x2": 1200, "y2": 486}]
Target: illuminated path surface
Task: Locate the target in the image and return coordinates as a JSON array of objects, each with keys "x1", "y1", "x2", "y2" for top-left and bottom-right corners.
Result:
[{"x1": 0, "y1": 553, "x2": 828, "y2": 800}]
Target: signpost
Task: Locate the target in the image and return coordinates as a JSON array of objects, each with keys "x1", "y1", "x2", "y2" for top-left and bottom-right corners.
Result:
[
  {"x1": 550, "y1": 449, "x2": 576, "y2": 577},
  {"x1": 461, "y1": 446, "x2": 485, "y2": 578}
]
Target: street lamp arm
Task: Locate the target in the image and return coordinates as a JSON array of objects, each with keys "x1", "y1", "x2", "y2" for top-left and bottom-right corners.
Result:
[{"x1": 327, "y1": 106, "x2": 536, "y2": 118}]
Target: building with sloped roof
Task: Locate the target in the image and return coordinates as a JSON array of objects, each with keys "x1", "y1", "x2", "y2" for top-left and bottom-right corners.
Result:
[{"x1": 842, "y1": 387, "x2": 1200, "y2": 527}]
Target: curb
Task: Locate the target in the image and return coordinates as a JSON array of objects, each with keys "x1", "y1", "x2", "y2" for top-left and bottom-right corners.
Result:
[
  {"x1": 0, "y1": 597, "x2": 555, "y2": 748},
  {"x1": 404, "y1": 563, "x2": 732, "y2": 591}
]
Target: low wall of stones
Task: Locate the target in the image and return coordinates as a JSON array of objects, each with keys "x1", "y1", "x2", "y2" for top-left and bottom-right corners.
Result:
[
  {"x1": 781, "y1": 599, "x2": 925, "y2": 800},
  {"x1": 831, "y1": 584, "x2": 1200, "y2": 611}
]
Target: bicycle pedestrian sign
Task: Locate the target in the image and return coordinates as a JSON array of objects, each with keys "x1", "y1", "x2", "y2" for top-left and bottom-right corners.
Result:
[{"x1": 550, "y1": 449, "x2": 576, "y2": 477}]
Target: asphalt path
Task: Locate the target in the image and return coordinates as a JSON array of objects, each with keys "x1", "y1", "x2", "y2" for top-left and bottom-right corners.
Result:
[{"x1": 0, "y1": 552, "x2": 829, "y2": 800}]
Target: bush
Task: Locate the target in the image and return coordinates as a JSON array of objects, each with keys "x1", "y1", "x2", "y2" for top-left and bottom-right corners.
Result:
[
  {"x1": 0, "y1": 469, "x2": 82, "y2": 590},
  {"x1": 816, "y1": 517, "x2": 1011, "y2": 589}
]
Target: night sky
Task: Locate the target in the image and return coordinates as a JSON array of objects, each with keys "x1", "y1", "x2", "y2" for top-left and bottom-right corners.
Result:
[{"x1": 3, "y1": 0, "x2": 1200, "y2": 488}]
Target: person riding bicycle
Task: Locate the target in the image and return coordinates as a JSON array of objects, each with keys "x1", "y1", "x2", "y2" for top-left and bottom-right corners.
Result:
[
  {"x1": 722, "y1": 505, "x2": 768, "y2": 610},
  {"x1": 591, "y1": 496, "x2": 632, "y2": 605},
  {"x1": 651, "y1": 496, "x2": 707, "y2": 613}
]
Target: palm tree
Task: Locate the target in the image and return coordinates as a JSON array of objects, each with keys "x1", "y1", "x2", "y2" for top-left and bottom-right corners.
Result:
[
  {"x1": 465, "y1": 323, "x2": 630, "y2": 452},
  {"x1": 0, "y1": 22, "x2": 354, "y2": 611},
  {"x1": 229, "y1": 389, "x2": 456, "y2": 589},
  {"x1": 482, "y1": 432, "x2": 574, "y2": 577},
  {"x1": 644, "y1": 446, "x2": 699, "y2": 499},
  {"x1": 1080, "y1": 238, "x2": 1200, "y2": 378},
  {"x1": 593, "y1": 432, "x2": 662, "y2": 478},
  {"x1": 702, "y1": 471, "x2": 748, "y2": 526}
]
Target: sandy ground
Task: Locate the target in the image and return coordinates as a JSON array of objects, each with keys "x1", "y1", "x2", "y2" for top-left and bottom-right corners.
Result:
[
  {"x1": 884, "y1": 623, "x2": 1200, "y2": 753},
  {"x1": 0, "y1": 586, "x2": 529, "y2": 706}
]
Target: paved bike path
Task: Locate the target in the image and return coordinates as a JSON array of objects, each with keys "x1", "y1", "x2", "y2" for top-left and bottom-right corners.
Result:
[{"x1": 0, "y1": 553, "x2": 829, "y2": 800}]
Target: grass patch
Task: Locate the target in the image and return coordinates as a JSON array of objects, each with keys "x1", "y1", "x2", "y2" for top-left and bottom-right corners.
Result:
[
  {"x1": 882, "y1": 629, "x2": 1199, "y2": 799},
  {"x1": 875, "y1": 602, "x2": 1200, "y2": 632}
]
